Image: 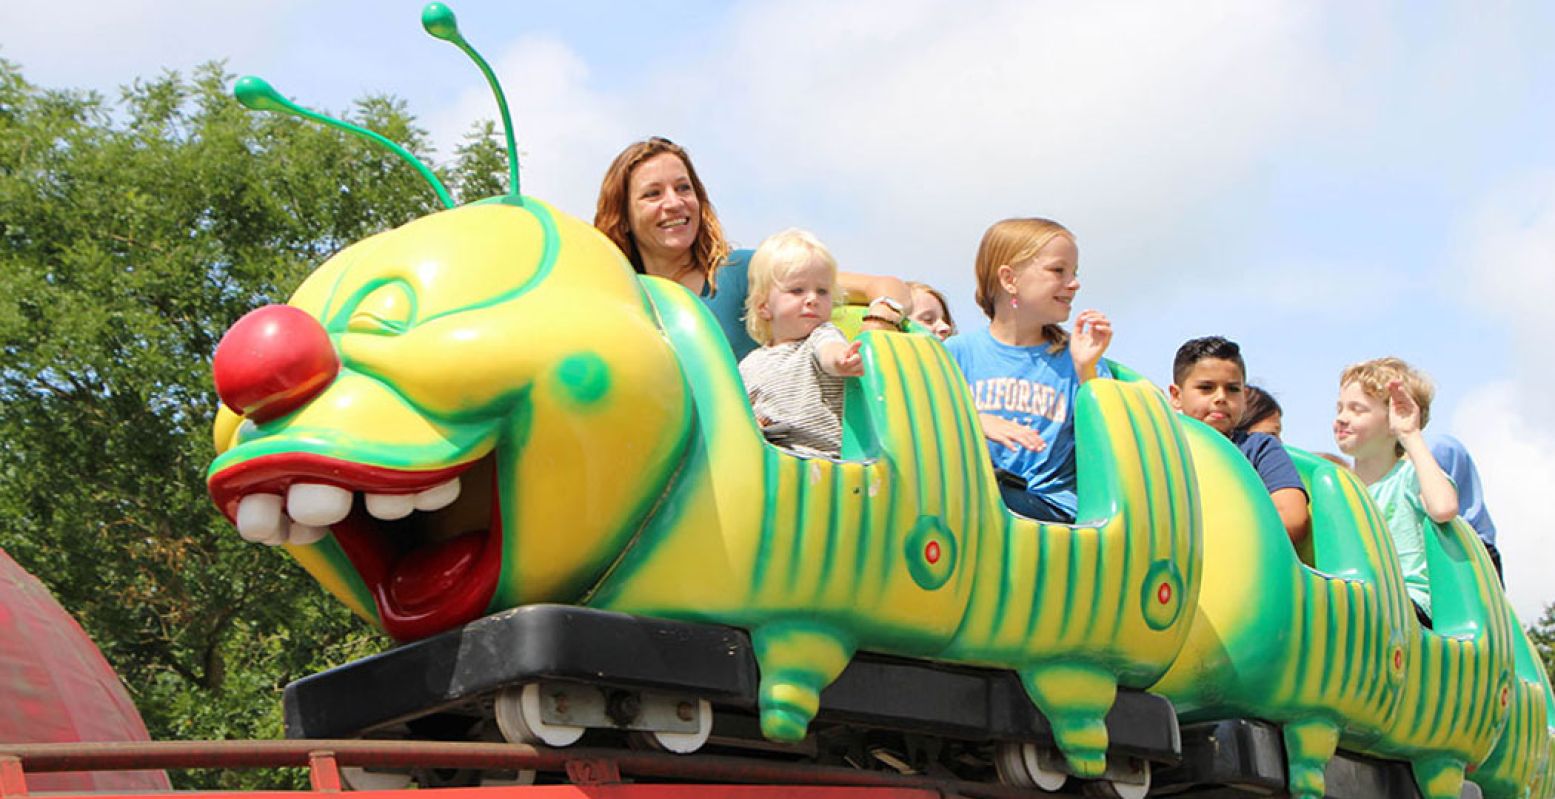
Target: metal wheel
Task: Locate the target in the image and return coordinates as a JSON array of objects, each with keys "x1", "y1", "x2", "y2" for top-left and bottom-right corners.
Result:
[
  {"x1": 494, "y1": 683, "x2": 585, "y2": 747},
  {"x1": 1084, "y1": 759, "x2": 1151, "y2": 799},
  {"x1": 650, "y1": 698, "x2": 713, "y2": 754},
  {"x1": 339, "y1": 767, "x2": 413, "y2": 791},
  {"x1": 994, "y1": 741, "x2": 1067, "y2": 791},
  {"x1": 625, "y1": 698, "x2": 714, "y2": 754}
]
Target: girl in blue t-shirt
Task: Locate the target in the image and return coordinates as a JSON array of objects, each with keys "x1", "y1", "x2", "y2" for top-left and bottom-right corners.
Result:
[{"x1": 945, "y1": 218, "x2": 1113, "y2": 523}]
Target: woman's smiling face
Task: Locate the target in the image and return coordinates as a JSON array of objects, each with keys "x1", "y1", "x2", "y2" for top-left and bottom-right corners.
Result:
[{"x1": 626, "y1": 152, "x2": 700, "y2": 266}]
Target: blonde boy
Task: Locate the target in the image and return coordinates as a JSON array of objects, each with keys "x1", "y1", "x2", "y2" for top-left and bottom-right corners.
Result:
[
  {"x1": 1333, "y1": 358, "x2": 1458, "y2": 623},
  {"x1": 738, "y1": 229, "x2": 863, "y2": 458}
]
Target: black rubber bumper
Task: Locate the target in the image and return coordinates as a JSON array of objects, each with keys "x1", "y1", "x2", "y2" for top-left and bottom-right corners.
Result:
[
  {"x1": 1152, "y1": 718, "x2": 1484, "y2": 798},
  {"x1": 284, "y1": 604, "x2": 1179, "y2": 765}
]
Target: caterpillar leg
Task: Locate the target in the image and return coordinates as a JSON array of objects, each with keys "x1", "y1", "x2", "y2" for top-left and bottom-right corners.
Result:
[
  {"x1": 1280, "y1": 718, "x2": 1339, "y2": 799},
  {"x1": 1019, "y1": 662, "x2": 1117, "y2": 778},
  {"x1": 750, "y1": 621, "x2": 855, "y2": 742},
  {"x1": 1410, "y1": 755, "x2": 1466, "y2": 799}
]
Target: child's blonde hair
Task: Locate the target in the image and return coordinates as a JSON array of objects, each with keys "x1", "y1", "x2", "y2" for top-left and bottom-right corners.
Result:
[
  {"x1": 1339, "y1": 357, "x2": 1435, "y2": 457},
  {"x1": 972, "y1": 217, "x2": 1074, "y2": 353},
  {"x1": 744, "y1": 228, "x2": 839, "y2": 345}
]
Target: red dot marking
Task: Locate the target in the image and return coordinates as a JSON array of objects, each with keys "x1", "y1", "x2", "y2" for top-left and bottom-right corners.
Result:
[
  {"x1": 1501, "y1": 687, "x2": 1510, "y2": 707},
  {"x1": 1393, "y1": 650, "x2": 1404, "y2": 670},
  {"x1": 1157, "y1": 583, "x2": 1172, "y2": 605},
  {"x1": 925, "y1": 541, "x2": 941, "y2": 565}
]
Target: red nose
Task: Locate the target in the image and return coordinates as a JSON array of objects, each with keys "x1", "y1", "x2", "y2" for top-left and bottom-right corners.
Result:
[{"x1": 213, "y1": 305, "x2": 339, "y2": 423}]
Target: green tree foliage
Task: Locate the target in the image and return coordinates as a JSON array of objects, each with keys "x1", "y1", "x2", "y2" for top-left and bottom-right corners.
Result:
[
  {"x1": 1530, "y1": 602, "x2": 1555, "y2": 686},
  {"x1": 0, "y1": 59, "x2": 508, "y2": 787}
]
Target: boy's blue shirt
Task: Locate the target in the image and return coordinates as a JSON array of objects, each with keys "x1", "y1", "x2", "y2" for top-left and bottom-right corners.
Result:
[
  {"x1": 945, "y1": 327, "x2": 1110, "y2": 520},
  {"x1": 1429, "y1": 434, "x2": 1497, "y2": 545},
  {"x1": 1229, "y1": 431, "x2": 1307, "y2": 497}
]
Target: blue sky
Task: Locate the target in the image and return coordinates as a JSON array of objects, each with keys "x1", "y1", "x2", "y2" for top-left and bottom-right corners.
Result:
[{"x1": 4, "y1": 1, "x2": 1553, "y2": 619}]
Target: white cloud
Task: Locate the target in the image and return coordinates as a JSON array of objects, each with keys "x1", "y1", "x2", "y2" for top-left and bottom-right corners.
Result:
[
  {"x1": 1449, "y1": 384, "x2": 1555, "y2": 623},
  {"x1": 424, "y1": 35, "x2": 635, "y2": 218},
  {"x1": 1446, "y1": 173, "x2": 1555, "y2": 622},
  {"x1": 682, "y1": 0, "x2": 1335, "y2": 301},
  {"x1": 1458, "y1": 171, "x2": 1555, "y2": 401},
  {"x1": 0, "y1": 0, "x2": 305, "y2": 88}
]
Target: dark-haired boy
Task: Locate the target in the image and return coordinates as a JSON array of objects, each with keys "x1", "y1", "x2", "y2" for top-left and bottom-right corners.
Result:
[{"x1": 1170, "y1": 337, "x2": 1311, "y2": 545}]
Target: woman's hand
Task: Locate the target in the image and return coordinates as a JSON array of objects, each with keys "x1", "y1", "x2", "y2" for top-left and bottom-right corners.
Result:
[
  {"x1": 1386, "y1": 380, "x2": 1422, "y2": 439},
  {"x1": 980, "y1": 413, "x2": 1046, "y2": 452},
  {"x1": 1070, "y1": 309, "x2": 1112, "y2": 380},
  {"x1": 843, "y1": 272, "x2": 912, "y2": 333}
]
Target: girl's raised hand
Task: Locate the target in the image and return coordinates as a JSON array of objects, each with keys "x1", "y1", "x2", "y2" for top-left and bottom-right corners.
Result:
[
  {"x1": 1386, "y1": 380, "x2": 1421, "y2": 438},
  {"x1": 980, "y1": 413, "x2": 1047, "y2": 452},
  {"x1": 1070, "y1": 309, "x2": 1112, "y2": 372}
]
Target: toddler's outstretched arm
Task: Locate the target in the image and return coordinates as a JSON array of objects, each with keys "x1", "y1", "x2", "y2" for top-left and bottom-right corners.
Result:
[{"x1": 819, "y1": 339, "x2": 864, "y2": 378}]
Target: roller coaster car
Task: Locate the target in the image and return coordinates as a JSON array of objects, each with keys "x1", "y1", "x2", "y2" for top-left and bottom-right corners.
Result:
[
  {"x1": 1147, "y1": 424, "x2": 1554, "y2": 799},
  {"x1": 207, "y1": 5, "x2": 1554, "y2": 798}
]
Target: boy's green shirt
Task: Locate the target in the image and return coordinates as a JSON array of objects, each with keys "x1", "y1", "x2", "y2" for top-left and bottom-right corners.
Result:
[{"x1": 1368, "y1": 457, "x2": 1454, "y2": 618}]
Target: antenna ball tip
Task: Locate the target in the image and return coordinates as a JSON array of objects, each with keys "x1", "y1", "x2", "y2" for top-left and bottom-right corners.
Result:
[
  {"x1": 421, "y1": 3, "x2": 461, "y2": 41},
  {"x1": 232, "y1": 76, "x2": 288, "y2": 112}
]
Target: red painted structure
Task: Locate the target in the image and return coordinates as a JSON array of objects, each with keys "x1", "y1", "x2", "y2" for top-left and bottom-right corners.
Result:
[
  {"x1": 0, "y1": 739, "x2": 1024, "y2": 798},
  {"x1": 0, "y1": 550, "x2": 170, "y2": 793}
]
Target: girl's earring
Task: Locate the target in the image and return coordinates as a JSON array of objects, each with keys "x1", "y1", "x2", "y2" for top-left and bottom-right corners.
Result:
[{"x1": 1010, "y1": 296, "x2": 1019, "y2": 309}]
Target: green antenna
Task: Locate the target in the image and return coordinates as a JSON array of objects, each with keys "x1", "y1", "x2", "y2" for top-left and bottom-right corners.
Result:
[
  {"x1": 421, "y1": 2, "x2": 523, "y2": 201},
  {"x1": 233, "y1": 75, "x2": 455, "y2": 210}
]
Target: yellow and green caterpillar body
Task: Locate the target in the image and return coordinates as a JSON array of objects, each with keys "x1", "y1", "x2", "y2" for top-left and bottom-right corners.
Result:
[
  {"x1": 1150, "y1": 419, "x2": 1554, "y2": 799},
  {"x1": 204, "y1": 194, "x2": 1554, "y2": 797}
]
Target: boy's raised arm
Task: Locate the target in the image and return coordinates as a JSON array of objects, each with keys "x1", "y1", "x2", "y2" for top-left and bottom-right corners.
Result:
[
  {"x1": 1388, "y1": 381, "x2": 1459, "y2": 522},
  {"x1": 1405, "y1": 435, "x2": 1459, "y2": 523}
]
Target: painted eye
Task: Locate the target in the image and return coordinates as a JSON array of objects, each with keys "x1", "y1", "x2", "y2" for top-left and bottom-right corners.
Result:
[{"x1": 346, "y1": 282, "x2": 416, "y2": 335}]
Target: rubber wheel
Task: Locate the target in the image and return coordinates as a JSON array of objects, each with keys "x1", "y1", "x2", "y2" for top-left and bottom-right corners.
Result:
[{"x1": 494, "y1": 683, "x2": 585, "y2": 747}]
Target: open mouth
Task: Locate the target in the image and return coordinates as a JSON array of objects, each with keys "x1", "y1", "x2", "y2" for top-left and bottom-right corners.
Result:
[{"x1": 208, "y1": 451, "x2": 502, "y2": 642}]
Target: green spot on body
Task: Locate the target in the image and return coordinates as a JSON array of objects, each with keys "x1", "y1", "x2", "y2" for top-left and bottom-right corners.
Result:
[
  {"x1": 904, "y1": 514, "x2": 956, "y2": 590},
  {"x1": 1141, "y1": 558, "x2": 1184, "y2": 630},
  {"x1": 555, "y1": 352, "x2": 610, "y2": 406}
]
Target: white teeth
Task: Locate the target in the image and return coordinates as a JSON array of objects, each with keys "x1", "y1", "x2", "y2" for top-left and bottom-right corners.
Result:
[
  {"x1": 287, "y1": 483, "x2": 354, "y2": 527},
  {"x1": 414, "y1": 478, "x2": 461, "y2": 512},
  {"x1": 236, "y1": 494, "x2": 286, "y2": 544},
  {"x1": 287, "y1": 521, "x2": 328, "y2": 546},
  {"x1": 234, "y1": 475, "x2": 463, "y2": 546},
  {"x1": 365, "y1": 492, "x2": 416, "y2": 521}
]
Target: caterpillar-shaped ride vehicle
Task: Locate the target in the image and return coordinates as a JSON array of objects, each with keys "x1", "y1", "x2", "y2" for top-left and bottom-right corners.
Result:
[
  {"x1": 1149, "y1": 425, "x2": 1555, "y2": 799},
  {"x1": 204, "y1": 5, "x2": 1555, "y2": 797}
]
